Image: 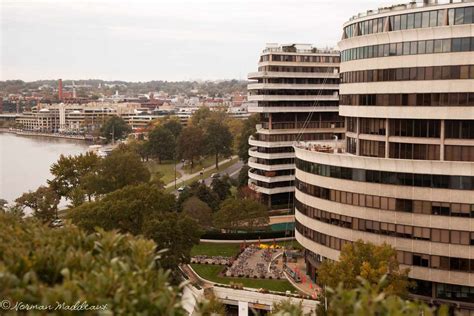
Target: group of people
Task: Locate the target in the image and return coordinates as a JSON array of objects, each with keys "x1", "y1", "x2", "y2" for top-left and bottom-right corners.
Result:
[
  {"x1": 190, "y1": 255, "x2": 230, "y2": 265},
  {"x1": 224, "y1": 245, "x2": 284, "y2": 279}
]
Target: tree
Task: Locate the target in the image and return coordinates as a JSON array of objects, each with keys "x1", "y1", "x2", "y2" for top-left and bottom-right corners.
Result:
[
  {"x1": 0, "y1": 212, "x2": 186, "y2": 315},
  {"x1": 182, "y1": 196, "x2": 213, "y2": 229},
  {"x1": 177, "y1": 182, "x2": 220, "y2": 212},
  {"x1": 177, "y1": 125, "x2": 205, "y2": 171},
  {"x1": 100, "y1": 116, "x2": 132, "y2": 142},
  {"x1": 322, "y1": 275, "x2": 446, "y2": 316},
  {"x1": 162, "y1": 116, "x2": 183, "y2": 138},
  {"x1": 68, "y1": 183, "x2": 201, "y2": 269},
  {"x1": 317, "y1": 240, "x2": 411, "y2": 298},
  {"x1": 90, "y1": 148, "x2": 151, "y2": 195},
  {"x1": 191, "y1": 106, "x2": 212, "y2": 128},
  {"x1": 196, "y1": 291, "x2": 226, "y2": 316},
  {"x1": 205, "y1": 118, "x2": 233, "y2": 169},
  {"x1": 213, "y1": 197, "x2": 269, "y2": 232},
  {"x1": 15, "y1": 186, "x2": 60, "y2": 223},
  {"x1": 237, "y1": 164, "x2": 250, "y2": 188},
  {"x1": 211, "y1": 176, "x2": 231, "y2": 201},
  {"x1": 226, "y1": 118, "x2": 244, "y2": 153},
  {"x1": 271, "y1": 298, "x2": 305, "y2": 316},
  {"x1": 48, "y1": 152, "x2": 100, "y2": 201},
  {"x1": 147, "y1": 126, "x2": 176, "y2": 163},
  {"x1": 238, "y1": 114, "x2": 259, "y2": 162}
]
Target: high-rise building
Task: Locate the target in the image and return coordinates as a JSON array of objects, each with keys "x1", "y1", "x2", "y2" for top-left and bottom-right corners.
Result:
[
  {"x1": 294, "y1": 1, "x2": 474, "y2": 311},
  {"x1": 247, "y1": 43, "x2": 343, "y2": 209}
]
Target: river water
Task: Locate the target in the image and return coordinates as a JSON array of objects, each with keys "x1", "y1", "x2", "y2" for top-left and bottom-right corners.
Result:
[{"x1": 0, "y1": 132, "x2": 89, "y2": 204}]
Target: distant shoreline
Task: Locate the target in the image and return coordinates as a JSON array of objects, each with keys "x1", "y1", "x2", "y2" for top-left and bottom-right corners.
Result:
[{"x1": 0, "y1": 128, "x2": 90, "y2": 141}]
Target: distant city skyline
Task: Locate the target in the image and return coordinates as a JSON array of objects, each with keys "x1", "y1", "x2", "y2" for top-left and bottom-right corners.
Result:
[{"x1": 2, "y1": 0, "x2": 396, "y2": 82}]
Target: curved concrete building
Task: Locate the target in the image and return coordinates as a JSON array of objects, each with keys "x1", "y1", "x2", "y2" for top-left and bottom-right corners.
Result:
[
  {"x1": 294, "y1": 1, "x2": 474, "y2": 311},
  {"x1": 247, "y1": 44, "x2": 343, "y2": 209}
]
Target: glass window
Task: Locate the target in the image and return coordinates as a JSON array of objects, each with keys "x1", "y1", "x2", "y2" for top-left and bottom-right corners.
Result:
[
  {"x1": 400, "y1": 14, "x2": 407, "y2": 30},
  {"x1": 422, "y1": 11, "x2": 430, "y2": 28},
  {"x1": 414, "y1": 12, "x2": 422, "y2": 28},
  {"x1": 426, "y1": 40, "x2": 434, "y2": 53},
  {"x1": 418, "y1": 40, "x2": 426, "y2": 54},
  {"x1": 429, "y1": 10, "x2": 438, "y2": 27},
  {"x1": 455, "y1": 8, "x2": 464, "y2": 25},
  {"x1": 452, "y1": 38, "x2": 462, "y2": 52},
  {"x1": 407, "y1": 13, "x2": 415, "y2": 29}
]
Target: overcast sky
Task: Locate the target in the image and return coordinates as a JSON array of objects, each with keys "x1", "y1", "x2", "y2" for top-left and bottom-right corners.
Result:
[{"x1": 1, "y1": 0, "x2": 397, "y2": 82}]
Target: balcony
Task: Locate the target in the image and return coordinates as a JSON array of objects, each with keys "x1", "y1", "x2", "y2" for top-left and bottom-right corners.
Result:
[
  {"x1": 248, "y1": 105, "x2": 339, "y2": 113},
  {"x1": 248, "y1": 157, "x2": 295, "y2": 171},
  {"x1": 248, "y1": 168, "x2": 295, "y2": 183},
  {"x1": 248, "y1": 94, "x2": 339, "y2": 102},
  {"x1": 247, "y1": 83, "x2": 339, "y2": 91},
  {"x1": 249, "y1": 135, "x2": 295, "y2": 148},
  {"x1": 248, "y1": 181, "x2": 295, "y2": 195},
  {"x1": 248, "y1": 71, "x2": 340, "y2": 80},
  {"x1": 248, "y1": 147, "x2": 295, "y2": 160}
]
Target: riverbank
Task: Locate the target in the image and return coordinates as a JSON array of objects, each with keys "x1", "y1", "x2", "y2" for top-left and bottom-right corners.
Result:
[{"x1": 0, "y1": 128, "x2": 90, "y2": 141}]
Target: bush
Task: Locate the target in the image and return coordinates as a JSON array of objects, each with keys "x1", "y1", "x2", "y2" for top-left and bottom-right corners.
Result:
[{"x1": 0, "y1": 213, "x2": 185, "y2": 315}]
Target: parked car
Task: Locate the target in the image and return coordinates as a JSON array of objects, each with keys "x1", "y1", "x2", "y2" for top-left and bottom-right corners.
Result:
[
  {"x1": 211, "y1": 173, "x2": 220, "y2": 179},
  {"x1": 177, "y1": 186, "x2": 186, "y2": 192}
]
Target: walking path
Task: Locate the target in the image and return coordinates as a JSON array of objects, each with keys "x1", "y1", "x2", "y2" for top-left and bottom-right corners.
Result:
[{"x1": 164, "y1": 155, "x2": 238, "y2": 189}]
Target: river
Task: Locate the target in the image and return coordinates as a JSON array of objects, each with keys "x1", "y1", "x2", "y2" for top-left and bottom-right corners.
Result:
[{"x1": 0, "y1": 132, "x2": 89, "y2": 204}]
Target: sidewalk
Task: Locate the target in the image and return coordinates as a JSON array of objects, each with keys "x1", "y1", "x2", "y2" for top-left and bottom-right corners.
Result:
[{"x1": 164, "y1": 155, "x2": 238, "y2": 189}]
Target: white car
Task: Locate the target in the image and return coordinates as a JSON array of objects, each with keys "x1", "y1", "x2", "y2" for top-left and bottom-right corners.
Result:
[{"x1": 177, "y1": 186, "x2": 185, "y2": 192}]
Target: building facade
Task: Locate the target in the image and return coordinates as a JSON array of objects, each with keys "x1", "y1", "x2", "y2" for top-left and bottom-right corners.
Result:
[
  {"x1": 247, "y1": 44, "x2": 343, "y2": 209},
  {"x1": 294, "y1": 1, "x2": 474, "y2": 311}
]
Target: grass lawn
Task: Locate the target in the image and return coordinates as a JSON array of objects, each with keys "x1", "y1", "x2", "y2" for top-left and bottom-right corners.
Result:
[
  {"x1": 145, "y1": 160, "x2": 181, "y2": 184},
  {"x1": 190, "y1": 264, "x2": 297, "y2": 293},
  {"x1": 191, "y1": 242, "x2": 241, "y2": 257}
]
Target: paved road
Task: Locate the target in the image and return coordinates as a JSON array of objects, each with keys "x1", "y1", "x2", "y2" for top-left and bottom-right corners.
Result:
[
  {"x1": 167, "y1": 157, "x2": 243, "y2": 194},
  {"x1": 202, "y1": 160, "x2": 243, "y2": 186}
]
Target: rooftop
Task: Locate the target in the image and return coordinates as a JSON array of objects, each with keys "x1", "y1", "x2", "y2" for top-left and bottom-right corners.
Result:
[
  {"x1": 347, "y1": 0, "x2": 472, "y2": 22},
  {"x1": 263, "y1": 43, "x2": 339, "y2": 55}
]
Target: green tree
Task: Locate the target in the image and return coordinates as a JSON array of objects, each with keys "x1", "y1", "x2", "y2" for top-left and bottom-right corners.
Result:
[
  {"x1": 68, "y1": 183, "x2": 200, "y2": 269},
  {"x1": 15, "y1": 186, "x2": 60, "y2": 223},
  {"x1": 182, "y1": 196, "x2": 213, "y2": 229},
  {"x1": 317, "y1": 240, "x2": 411, "y2": 298},
  {"x1": 271, "y1": 298, "x2": 305, "y2": 316},
  {"x1": 191, "y1": 106, "x2": 212, "y2": 128},
  {"x1": 100, "y1": 116, "x2": 132, "y2": 142},
  {"x1": 213, "y1": 197, "x2": 269, "y2": 232},
  {"x1": 48, "y1": 151, "x2": 100, "y2": 201},
  {"x1": 162, "y1": 116, "x2": 183, "y2": 138},
  {"x1": 238, "y1": 114, "x2": 259, "y2": 163},
  {"x1": 237, "y1": 164, "x2": 250, "y2": 188},
  {"x1": 177, "y1": 182, "x2": 220, "y2": 212},
  {"x1": 147, "y1": 125, "x2": 176, "y2": 163},
  {"x1": 196, "y1": 291, "x2": 226, "y2": 316},
  {"x1": 90, "y1": 147, "x2": 151, "y2": 195},
  {"x1": 177, "y1": 125, "x2": 205, "y2": 171},
  {"x1": 205, "y1": 118, "x2": 233, "y2": 169},
  {"x1": 323, "y1": 276, "x2": 446, "y2": 316},
  {"x1": 0, "y1": 212, "x2": 186, "y2": 315},
  {"x1": 211, "y1": 176, "x2": 231, "y2": 201}
]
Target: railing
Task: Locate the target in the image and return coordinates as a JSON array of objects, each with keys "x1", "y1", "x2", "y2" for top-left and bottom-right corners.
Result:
[
  {"x1": 348, "y1": 0, "x2": 470, "y2": 21},
  {"x1": 261, "y1": 121, "x2": 344, "y2": 130},
  {"x1": 294, "y1": 140, "x2": 346, "y2": 154}
]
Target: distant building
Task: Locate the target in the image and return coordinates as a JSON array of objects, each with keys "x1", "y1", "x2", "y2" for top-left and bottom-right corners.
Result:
[{"x1": 247, "y1": 43, "x2": 343, "y2": 209}]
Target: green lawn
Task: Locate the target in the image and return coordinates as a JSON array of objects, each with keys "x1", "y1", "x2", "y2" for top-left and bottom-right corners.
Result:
[
  {"x1": 191, "y1": 242, "x2": 241, "y2": 257},
  {"x1": 190, "y1": 264, "x2": 296, "y2": 293},
  {"x1": 145, "y1": 160, "x2": 181, "y2": 184}
]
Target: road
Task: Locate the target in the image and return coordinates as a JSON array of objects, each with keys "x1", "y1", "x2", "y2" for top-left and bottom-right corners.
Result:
[{"x1": 167, "y1": 157, "x2": 243, "y2": 195}]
